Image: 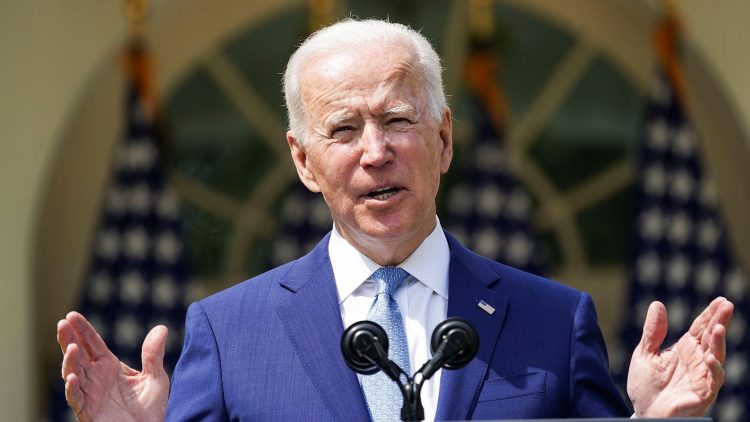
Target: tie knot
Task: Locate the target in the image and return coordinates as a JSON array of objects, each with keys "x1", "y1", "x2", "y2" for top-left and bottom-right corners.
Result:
[{"x1": 370, "y1": 266, "x2": 409, "y2": 296}]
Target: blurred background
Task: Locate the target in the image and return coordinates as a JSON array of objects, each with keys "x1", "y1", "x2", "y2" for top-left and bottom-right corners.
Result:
[{"x1": 2, "y1": 0, "x2": 749, "y2": 420}]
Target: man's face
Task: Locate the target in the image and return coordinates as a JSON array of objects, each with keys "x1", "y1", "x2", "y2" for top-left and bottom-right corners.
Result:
[{"x1": 287, "y1": 43, "x2": 453, "y2": 265}]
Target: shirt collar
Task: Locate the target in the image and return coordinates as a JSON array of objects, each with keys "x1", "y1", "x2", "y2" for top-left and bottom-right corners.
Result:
[{"x1": 329, "y1": 217, "x2": 450, "y2": 304}]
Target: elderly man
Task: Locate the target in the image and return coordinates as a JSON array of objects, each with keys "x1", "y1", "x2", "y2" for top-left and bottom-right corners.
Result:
[{"x1": 57, "y1": 19, "x2": 733, "y2": 421}]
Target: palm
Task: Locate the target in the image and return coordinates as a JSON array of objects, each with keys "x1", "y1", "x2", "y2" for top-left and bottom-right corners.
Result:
[
  {"x1": 58, "y1": 313, "x2": 170, "y2": 422},
  {"x1": 75, "y1": 357, "x2": 168, "y2": 421},
  {"x1": 627, "y1": 298, "x2": 733, "y2": 417}
]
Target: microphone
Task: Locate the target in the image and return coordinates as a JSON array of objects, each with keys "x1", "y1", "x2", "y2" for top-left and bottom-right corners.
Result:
[
  {"x1": 416, "y1": 318, "x2": 479, "y2": 382},
  {"x1": 340, "y1": 320, "x2": 403, "y2": 381},
  {"x1": 340, "y1": 318, "x2": 479, "y2": 421}
]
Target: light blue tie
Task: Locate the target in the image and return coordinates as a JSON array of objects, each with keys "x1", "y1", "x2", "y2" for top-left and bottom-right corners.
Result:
[{"x1": 362, "y1": 266, "x2": 411, "y2": 422}]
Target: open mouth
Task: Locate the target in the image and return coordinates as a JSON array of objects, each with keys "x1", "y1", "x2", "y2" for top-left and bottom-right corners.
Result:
[{"x1": 367, "y1": 187, "x2": 401, "y2": 200}]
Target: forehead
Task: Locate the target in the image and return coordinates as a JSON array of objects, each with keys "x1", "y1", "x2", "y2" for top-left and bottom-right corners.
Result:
[{"x1": 299, "y1": 44, "x2": 425, "y2": 117}]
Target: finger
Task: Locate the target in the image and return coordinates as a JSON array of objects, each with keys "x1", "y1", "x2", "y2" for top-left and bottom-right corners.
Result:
[
  {"x1": 64, "y1": 373, "x2": 86, "y2": 417},
  {"x1": 709, "y1": 323, "x2": 728, "y2": 364},
  {"x1": 688, "y1": 297, "x2": 724, "y2": 338},
  {"x1": 699, "y1": 299, "x2": 733, "y2": 352},
  {"x1": 57, "y1": 319, "x2": 77, "y2": 356},
  {"x1": 639, "y1": 301, "x2": 668, "y2": 355},
  {"x1": 62, "y1": 343, "x2": 86, "y2": 381},
  {"x1": 66, "y1": 311, "x2": 110, "y2": 361},
  {"x1": 716, "y1": 299, "x2": 734, "y2": 327},
  {"x1": 705, "y1": 350, "x2": 725, "y2": 393},
  {"x1": 142, "y1": 325, "x2": 168, "y2": 376}
]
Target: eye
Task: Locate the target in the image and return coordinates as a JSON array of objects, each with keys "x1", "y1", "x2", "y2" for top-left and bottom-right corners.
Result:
[
  {"x1": 331, "y1": 125, "x2": 356, "y2": 140},
  {"x1": 332, "y1": 125, "x2": 354, "y2": 134},
  {"x1": 387, "y1": 117, "x2": 412, "y2": 126}
]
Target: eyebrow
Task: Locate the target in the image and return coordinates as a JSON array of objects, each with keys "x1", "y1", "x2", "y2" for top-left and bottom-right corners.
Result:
[
  {"x1": 325, "y1": 112, "x2": 355, "y2": 128},
  {"x1": 383, "y1": 104, "x2": 416, "y2": 116}
]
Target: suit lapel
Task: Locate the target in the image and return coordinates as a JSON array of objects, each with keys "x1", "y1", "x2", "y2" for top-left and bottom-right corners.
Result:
[
  {"x1": 436, "y1": 234, "x2": 508, "y2": 421},
  {"x1": 275, "y1": 234, "x2": 370, "y2": 422}
]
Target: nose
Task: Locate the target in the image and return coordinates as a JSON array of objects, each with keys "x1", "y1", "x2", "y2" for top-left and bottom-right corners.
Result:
[{"x1": 359, "y1": 123, "x2": 393, "y2": 167}]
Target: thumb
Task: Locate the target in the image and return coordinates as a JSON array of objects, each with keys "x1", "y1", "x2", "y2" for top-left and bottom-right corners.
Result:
[
  {"x1": 638, "y1": 301, "x2": 668, "y2": 355},
  {"x1": 141, "y1": 325, "x2": 168, "y2": 376}
]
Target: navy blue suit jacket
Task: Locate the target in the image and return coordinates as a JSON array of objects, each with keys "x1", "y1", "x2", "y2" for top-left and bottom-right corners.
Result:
[{"x1": 166, "y1": 231, "x2": 630, "y2": 420}]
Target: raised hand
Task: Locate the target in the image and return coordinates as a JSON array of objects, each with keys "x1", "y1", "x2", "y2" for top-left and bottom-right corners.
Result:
[
  {"x1": 627, "y1": 297, "x2": 734, "y2": 417},
  {"x1": 56, "y1": 312, "x2": 170, "y2": 422}
]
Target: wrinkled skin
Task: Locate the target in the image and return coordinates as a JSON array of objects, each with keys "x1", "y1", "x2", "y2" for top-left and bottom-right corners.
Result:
[
  {"x1": 627, "y1": 297, "x2": 733, "y2": 417},
  {"x1": 57, "y1": 312, "x2": 169, "y2": 422}
]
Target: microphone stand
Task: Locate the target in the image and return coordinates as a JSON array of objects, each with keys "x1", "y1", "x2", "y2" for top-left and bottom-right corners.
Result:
[{"x1": 341, "y1": 318, "x2": 479, "y2": 422}]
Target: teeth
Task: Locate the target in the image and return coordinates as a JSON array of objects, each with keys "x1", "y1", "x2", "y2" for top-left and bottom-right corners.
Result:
[{"x1": 369, "y1": 187, "x2": 398, "y2": 200}]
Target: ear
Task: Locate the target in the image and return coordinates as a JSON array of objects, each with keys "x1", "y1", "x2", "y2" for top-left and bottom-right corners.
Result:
[
  {"x1": 438, "y1": 109, "x2": 453, "y2": 174},
  {"x1": 287, "y1": 131, "x2": 322, "y2": 193}
]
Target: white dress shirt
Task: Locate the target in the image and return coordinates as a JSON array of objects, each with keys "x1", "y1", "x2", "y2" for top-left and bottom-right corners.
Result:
[{"x1": 329, "y1": 218, "x2": 450, "y2": 422}]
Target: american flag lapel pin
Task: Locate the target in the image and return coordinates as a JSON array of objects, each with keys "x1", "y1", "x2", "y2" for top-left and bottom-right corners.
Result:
[{"x1": 478, "y1": 300, "x2": 495, "y2": 315}]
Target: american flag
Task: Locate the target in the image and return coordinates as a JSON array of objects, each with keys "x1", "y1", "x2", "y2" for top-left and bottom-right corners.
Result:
[
  {"x1": 442, "y1": 51, "x2": 547, "y2": 276},
  {"x1": 47, "y1": 43, "x2": 195, "y2": 421},
  {"x1": 267, "y1": 185, "x2": 332, "y2": 268},
  {"x1": 614, "y1": 68, "x2": 750, "y2": 421}
]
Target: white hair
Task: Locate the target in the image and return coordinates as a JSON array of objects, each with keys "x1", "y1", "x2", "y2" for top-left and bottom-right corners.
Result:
[{"x1": 282, "y1": 18, "x2": 447, "y2": 143}]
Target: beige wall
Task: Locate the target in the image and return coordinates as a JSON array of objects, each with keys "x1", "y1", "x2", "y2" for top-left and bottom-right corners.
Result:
[{"x1": 1, "y1": 1, "x2": 748, "y2": 418}]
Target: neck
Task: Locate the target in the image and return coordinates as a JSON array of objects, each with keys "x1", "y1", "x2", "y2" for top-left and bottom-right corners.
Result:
[{"x1": 334, "y1": 219, "x2": 437, "y2": 266}]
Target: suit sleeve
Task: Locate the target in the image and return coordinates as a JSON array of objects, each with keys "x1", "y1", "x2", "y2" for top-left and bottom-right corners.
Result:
[
  {"x1": 568, "y1": 292, "x2": 632, "y2": 417},
  {"x1": 166, "y1": 302, "x2": 228, "y2": 421}
]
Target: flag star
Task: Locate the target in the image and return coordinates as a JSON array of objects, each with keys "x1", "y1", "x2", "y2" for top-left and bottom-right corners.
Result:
[
  {"x1": 636, "y1": 251, "x2": 661, "y2": 285},
  {"x1": 156, "y1": 190, "x2": 179, "y2": 219},
  {"x1": 506, "y1": 188, "x2": 531, "y2": 220},
  {"x1": 124, "y1": 226, "x2": 149, "y2": 260},
  {"x1": 696, "y1": 261, "x2": 720, "y2": 294},
  {"x1": 448, "y1": 184, "x2": 473, "y2": 216},
  {"x1": 96, "y1": 229, "x2": 121, "y2": 260},
  {"x1": 667, "y1": 211, "x2": 692, "y2": 245},
  {"x1": 670, "y1": 169, "x2": 694, "y2": 202},
  {"x1": 673, "y1": 126, "x2": 696, "y2": 158},
  {"x1": 155, "y1": 231, "x2": 181, "y2": 264},
  {"x1": 728, "y1": 312, "x2": 746, "y2": 344},
  {"x1": 129, "y1": 183, "x2": 152, "y2": 215},
  {"x1": 699, "y1": 180, "x2": 718, "y2": 209},
  {"x1": 273, "y1": 235, "x2": 300, "y2": 265},
  {"x1": 717, "y1": 396, "x2": 743, "y2": 422},
  {"x1": 126, "y1": 140, "x2": 157, "y2": 170},
  {"x1": 666, "y1": 254, "x2": 690, "y2": 288},
  {"x1": 639, "y1": 207, "x2": 665, "y2": 242},
  {"x1": 506, "y1": 231, "x2": 532, "y2": 266},
  {"x1": 182, "y1": 279, "x2": 205, "y2": 307},
  {"x1": 697, "y1": 219, "x2": 721, "y2": 252},
  {"x1": 120, "y1": 270, "x2": 147, "y2": 304},
  {"x1": 152, "y1": 275, "x2": 178, "y2": 309},
  {"x1": 310, "y1": 197, "x2": 332, "y2": 228},
  {"x1": 666, "y1": 298, "x2": 689, "y2": 330},
  {"x1": 281, "y1": 192, "x2": 307, "y2": 223},
  {"x1": 474, "y1": 227, "x2": 502, "y2": 258},
  {"x1": 115, "y1": 314, "x2": 143, "y2": 349},
  {"x1": 475, "y1": 143, "x2": 506, "y2": 173},
  {"x1": 89, "y1": 272, "x2": 114, "y2": 304},
  {"x1": 725, "y1": 267, "x2": 748, "y2": 302},
  {"x1": 643, "y1": 162, "x2": 667, "y2": 197},
  {"x1": 724, "y1": 354, "x2": 748, "y2": 387},
  {"x1": 477, "y1": 184, "x2": 504, "y2": 217},
  {"x1": 647, "y1": 118, "x2": 670, "y2": 151},
  {"x1": 106, "y1": 187, "x2": 127, "y2": 215}
]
